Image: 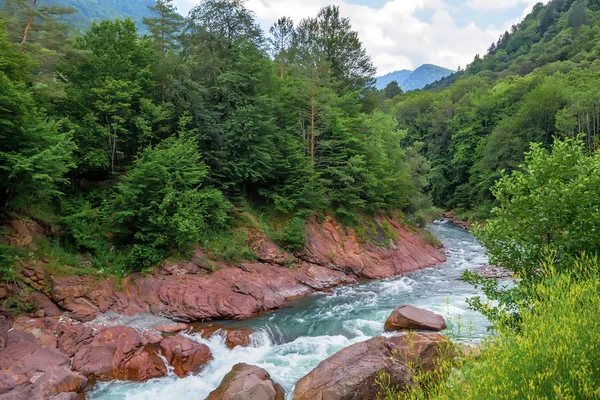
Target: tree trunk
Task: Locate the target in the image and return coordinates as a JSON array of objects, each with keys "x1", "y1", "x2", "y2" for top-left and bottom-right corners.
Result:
[{"x1": 20, "y1": 0, "x2": 37, "y2": 53}]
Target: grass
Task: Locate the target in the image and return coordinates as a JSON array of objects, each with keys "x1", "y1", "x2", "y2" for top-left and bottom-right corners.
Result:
[{"x1": 380, "y1": 256, "x2": 600, "y2": 400}]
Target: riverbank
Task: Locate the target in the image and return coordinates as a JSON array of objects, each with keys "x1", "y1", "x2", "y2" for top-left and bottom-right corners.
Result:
[{"x1": 0, "y1": 214, "x2": 447, "y2": 399}]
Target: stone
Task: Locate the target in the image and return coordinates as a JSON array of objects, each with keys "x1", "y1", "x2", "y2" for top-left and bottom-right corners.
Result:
[
  {"x1": 13, "y1": 317, "x2": 59, "y2": 349},
  {"x1": 225, "y1": 329, "x2": 255, "y2": 349},
  {"x1": 72, "y1": 326, "x2": 167, "y2": 382},
  {"x1": 159, "y1": 335, "x2": 212, "y2": 378},
  {"x1": 56, "y1": 320, "x2": 94, "y2": 357},
  {"x1": 384, "y1": 305, "x2": 446, "y2": 332},
  {"x1": 154, "y1": 323, "x2": 189, "y2": 333},
  {"x1": 207, "y1": 363, "x2": 285, "y2": 400},
  {"x1": 294, "y1": 336, "x2": 414, "y2": 400},
  {"x1": 388, "y1": 333, "x2": 451, "y2": 373},
  {"x1": 0, "y1": 311, "x2": 13, "y2": 349},
  {"x1": 29, "y1": 292, "x2": 62, "y2": 318}
]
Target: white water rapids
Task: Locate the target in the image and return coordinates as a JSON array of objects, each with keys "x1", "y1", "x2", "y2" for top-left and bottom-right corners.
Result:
[{"x1": 90, "y1": 221, "x2": 490, "y2": 399}]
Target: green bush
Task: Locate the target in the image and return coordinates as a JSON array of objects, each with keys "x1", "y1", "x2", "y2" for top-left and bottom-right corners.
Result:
[
  {"x1": 476, "y1": 138, "x2": 600, "y2": 277},
  {"x1": 381, "y1": 256, "x2": 600, "y2": 400},
  {"x1": 109, "y1": 136, "x2": 233, "y2": 269},
  {"x1": 271, "y1": 216, "x2": 307, "y2": 253}
]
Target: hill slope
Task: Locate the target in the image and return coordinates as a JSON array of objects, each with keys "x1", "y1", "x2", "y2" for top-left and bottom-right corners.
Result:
[
  {"x1": 0, "y1": 0, "x2": 156, "y2": 30},
  {"x1": 376, "y1": 64, "x2": 454, "y2": 91}
]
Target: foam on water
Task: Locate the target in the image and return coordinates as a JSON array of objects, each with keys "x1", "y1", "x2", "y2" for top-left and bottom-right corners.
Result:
[{"x1": 90, "y1": 222, "x2": 490, "y2": 400}]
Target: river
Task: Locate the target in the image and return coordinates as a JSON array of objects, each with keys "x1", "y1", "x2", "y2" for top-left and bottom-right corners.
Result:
[{"x1": 90, "y1": 221, "x2": 490, "y2": 399}]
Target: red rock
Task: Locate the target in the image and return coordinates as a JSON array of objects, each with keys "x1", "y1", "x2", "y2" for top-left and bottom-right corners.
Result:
[
  {"x1": 28, "y1": 292, "x2": 62, "y2": 318},
  {"x1": 72, "y1": 326, "x2": 167, "y2": 382},
  {"x1": 13, "y1": 317, "x2": 59, "y2": 349},
  {"x1": 0, "y1": 330, "x2": 77, "y2": 399},
  {"x1": 225, "y1": 329, "x2": 255, "y2": 349},
  {"x1": 3, "y1": 219, "x2": 46, "y2": 247},
  {"x1": 31, "y1": 366, "x2": 87, "y2": 399},
  {"x1": 159, "y1": 335, "x2": 212, "y2": 378},
  {"x1": 388, "y1": 333, "x2": 452, "y2": 373},
  {"x1": 154, "y1": 323, "x2": 189, "y2": 333},
  {"x1": 56, "y1": 320, "x2": 94, "y2": 357},
  {"x1": 206, "y1": 363, "x2": 285, "y2": 400},
  {"x1": 294, "y1": 336, "x2": 414, "y2": 400},
  {"x1": 384, "y1": 305, "x2": 446, "y2": 332},
  {"x1": 0, "y1": 311, "x2": 13, "y2": 349},
  {"x1": 50, "y1": 215, "x2": 444, "y2": 322}
]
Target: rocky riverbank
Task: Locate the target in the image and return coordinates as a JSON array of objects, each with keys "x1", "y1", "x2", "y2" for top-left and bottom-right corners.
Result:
[{"x1": 0, "y1": 214, "x2": 446, "y2": 398}]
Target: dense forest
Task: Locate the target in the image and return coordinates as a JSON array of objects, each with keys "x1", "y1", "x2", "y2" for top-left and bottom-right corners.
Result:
[
  {"x1": 381, "y1": 0, "x2": 600, "y2": 216},
  {"x1": 3, "y1": 0, "x2": 600, "y2": 274},
  {"x1": 0, "y1": 0, "x2": 437, "y2": 276}
]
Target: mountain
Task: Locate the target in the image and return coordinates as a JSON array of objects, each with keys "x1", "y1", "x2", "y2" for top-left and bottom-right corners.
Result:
[
  {"x1": 375, "y1": 64, "x2": 454, "y2": 91},
  {"x1": 375, "y1": 69, "x2": 412, "y2": 90},
  {"x1": 0, "y1": 0, "x2": 157, "y2": 30}
]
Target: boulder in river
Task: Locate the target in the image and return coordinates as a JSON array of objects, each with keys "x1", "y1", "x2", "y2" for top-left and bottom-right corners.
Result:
[
  {"x1": 206, "y1": 363, "x2": 285, "y2": 400},
  {"x1": 384, "y1": 305, "x2": 446, "y2": 332},
  {"x1": 159, "y1": 335, "x2": 213, "y2": 378},
  {"x1": 72, "y1": 325, "x2": 167, "y2": 381},
  {"x1": 225, "y1": 329, "x2": 255, "y2": 349},
  {"x1": 388, "y1": 332, "x2": 451, "y2": 373},
  {"x1": 294, "y1": 336, "x2": 414, "y2": 400}
]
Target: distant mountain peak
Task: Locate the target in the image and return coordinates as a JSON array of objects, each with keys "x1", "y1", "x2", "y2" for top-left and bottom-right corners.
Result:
[{"x1": 375, "y1": 64, "x2": 454, "y2": 91}]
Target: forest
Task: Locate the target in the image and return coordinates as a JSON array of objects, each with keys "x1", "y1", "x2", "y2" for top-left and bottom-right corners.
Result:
[{"x1": 2, "y1": 0, "x2": 600, "y2": 274}]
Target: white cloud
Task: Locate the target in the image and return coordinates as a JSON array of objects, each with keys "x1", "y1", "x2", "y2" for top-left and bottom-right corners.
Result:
[{"x1": 172, "y1": 0, "x2": 536, "y2": 75}]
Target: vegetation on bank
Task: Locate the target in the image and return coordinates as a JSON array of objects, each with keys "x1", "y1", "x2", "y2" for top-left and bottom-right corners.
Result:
[
  {"x1": 0, "y1": 0, "x2": 438, "y2": 280},
  {"x1": 380, "y1": 136, "x2": 600, "y2": 398}
]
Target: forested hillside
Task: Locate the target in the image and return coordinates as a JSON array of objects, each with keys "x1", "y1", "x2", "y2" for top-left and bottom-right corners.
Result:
[
  {"x1": 0, "y1": 0, "x2": 436, "y2": 276},
  {"x1": 0, "y1": 0, "x2": 155, "y2": 30},
  {"x1": 383, "y1": 0, "x2": 600, "y2": 216},
  {"x1": 375, "y1": 64, "x2": 454, "y2": 91}
]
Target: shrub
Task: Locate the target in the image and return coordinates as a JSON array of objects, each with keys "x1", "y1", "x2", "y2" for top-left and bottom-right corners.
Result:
[
  {"x1": 381, "y1": 256, "x2": 600, "y2": 400},
  {"x1": 476, "y1": 138, "x2": 600, "y2": 277}
]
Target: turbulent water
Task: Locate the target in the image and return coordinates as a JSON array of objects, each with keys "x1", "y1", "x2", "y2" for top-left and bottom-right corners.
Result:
[{"x1": 90, "y1": 221, "x2": 490, "y2": 400}]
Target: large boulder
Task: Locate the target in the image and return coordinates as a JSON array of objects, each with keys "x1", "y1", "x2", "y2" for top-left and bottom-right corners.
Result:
[
  {"x1": 72, "y1": 326, "x2": 167, "y2": 381},
  {"x1": 384, "y1": 305, "x2": 446, "y2": 332},
  {"x1": 294, "y1": 336, "x2": 414, "y2": 400},
  {"x1": 0, "y1": 330, "x2": 86, "y2": 399},
  {"x1": 207, "y1": 363, "x2": 285, "y2": 400},
  {"x1": 159, "y1": 335, "x2": 212, "y2": 378},
  {"x1": 28, "y1": 292, "x2": 62, "y2": 318},
  {"x1": 56, "y1": 320, "x2": 94, "y2": 357},
  {"x1": 388, "y1": 333, "x2": 451, "y2": 373},
  {"x1": 225, "y1": 329, "x2": 255, "y2": 349},
  {"x1": 13, "y1": 317, "x2": 59, "y2": 349}
]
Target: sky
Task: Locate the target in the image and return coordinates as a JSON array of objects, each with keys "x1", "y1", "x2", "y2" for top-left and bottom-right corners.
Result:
[{"x1": 172, "y1": 0, "x2": 548, "y2": 75}]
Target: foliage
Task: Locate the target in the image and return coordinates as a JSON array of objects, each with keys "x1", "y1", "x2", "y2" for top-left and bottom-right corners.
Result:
[
  {"x1": 382, "y1": 257, "x2": 600, "y2": 400},
  {"x1": 476, "y1": 138, "x2": 600, "y2": 277}
]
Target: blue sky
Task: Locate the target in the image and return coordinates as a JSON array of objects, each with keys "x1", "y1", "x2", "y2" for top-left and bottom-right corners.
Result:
[{"x1": 174, "y1": 0, "x2": 547, "y2": 75}]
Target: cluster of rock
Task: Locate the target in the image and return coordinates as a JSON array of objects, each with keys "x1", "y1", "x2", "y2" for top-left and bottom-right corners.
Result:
[
  {"x1": 0, "y1": 314, "x2": 256, "y2": 399},
  {"x1": 471, "y1": 265, "x2": 513, "y2": 279},
  {"x1": 205, "y1": 305, "x2": 456, "y2": 400}
]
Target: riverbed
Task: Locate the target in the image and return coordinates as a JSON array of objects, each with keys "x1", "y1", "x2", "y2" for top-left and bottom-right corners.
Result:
[{"x1": 90, "y1": 221, "x2": 490, "y2": 399}]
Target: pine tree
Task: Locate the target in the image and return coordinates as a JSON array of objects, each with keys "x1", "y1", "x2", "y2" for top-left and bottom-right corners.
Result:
[{"x1": 269, "y1": 17, "x2": 294, "y2": 79}]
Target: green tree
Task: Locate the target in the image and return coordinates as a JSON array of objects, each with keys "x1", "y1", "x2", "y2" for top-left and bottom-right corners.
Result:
[
  {"x1": 477, "y1": 138, "x2": 600, "y2": 277},
  {"x1": 383, "y1": 81, "x2": 403, "y2": 98}
]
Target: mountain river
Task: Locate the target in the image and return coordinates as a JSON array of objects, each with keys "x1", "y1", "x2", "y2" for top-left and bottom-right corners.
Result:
[{"x1": 90, "y1": 221, "x2": 490, "y2": 399}]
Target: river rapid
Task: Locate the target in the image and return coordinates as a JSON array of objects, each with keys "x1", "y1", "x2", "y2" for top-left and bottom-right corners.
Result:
[{"x1": 90, "y1": 221, "x2": 490, "y2": 400}]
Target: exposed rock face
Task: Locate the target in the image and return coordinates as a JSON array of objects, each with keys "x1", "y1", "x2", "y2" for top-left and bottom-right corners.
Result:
[
  {"x1": 225, "y1": 329, "x2": 255, "y2": 349},
  {"x1": 3, "y1": 219, "x2": 47, "y2": 247},
  {"x1": 294, "y1": 336, "x2": 414, "y2": 400},
  {"x1": 207, "y1": 363, "x2": 285, "y2": 400},
  {"x1": 71, "y1": 326, "x2": 167, "y2": 381},
  {"x1": 154, "y1": 323, "x2": 189, "y2": 333},
  {"x1": 50, "y1": 215, "x2": 444, "y2": 323},
  {"x1": 159, "y1": 335, "x2": 212, "y2": 378},
  {"x1": 56, "y1": 320, "x2": 94, "y2": 357},
  {"x1": 384, "y1": 305, "x2": 446, "y2": 332},
  {"x1": 0, "y1": 329, "x2": 86, "y2": 399},
  {"x1": 28, "y1": 292, "x2": 62, "y2": 318},
  {"x1": 0, "y1": 311, "x2": 13, "y2": 349},
  {"x1": 388, "y1": 333, "x2": 451, "y2": 373},
  {"x1": 12, "y1": 317, "x2": 59, "y2": 349},
  {"x1": 303, "y1": 215, "x2": 444, "y2": 279}
]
